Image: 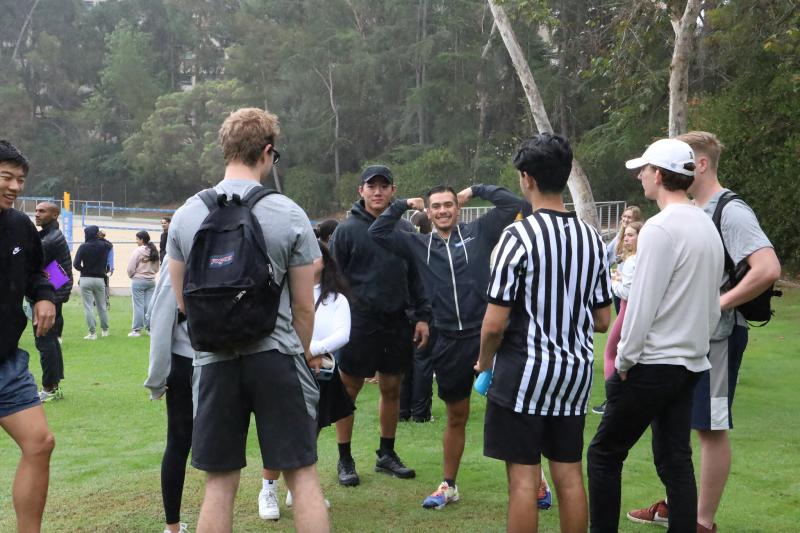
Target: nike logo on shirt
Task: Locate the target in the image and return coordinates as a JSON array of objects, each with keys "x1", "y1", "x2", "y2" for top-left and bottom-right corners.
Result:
[{"x1": 12, "y1": 246, "x2": 22, "y2": 255}]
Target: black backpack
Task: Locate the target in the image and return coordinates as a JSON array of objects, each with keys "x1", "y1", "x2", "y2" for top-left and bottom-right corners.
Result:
[
  {"x1": 183, "y1": 185, "x2": 283, "y2": 351},
  {"x1": 712, "y1": 191, "x2": 782, "y2": 325}
]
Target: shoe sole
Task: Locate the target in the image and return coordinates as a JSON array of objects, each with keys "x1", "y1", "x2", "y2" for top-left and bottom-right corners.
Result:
[
  {"x1": 423, "y1": 495, "x2": 459, "y2": 510},
  {"x1": 626, "y1": 513, "x2": 669, "y2": 527},
  {"x1": 258, "y1": 513, "x2": 280, "y2": 521},
  {"x1": 374, "y1": 466, "x2": 415, "y2": 479},
  {"x1": 338, "y1": 476, "x2": 360, "y2": 487}
]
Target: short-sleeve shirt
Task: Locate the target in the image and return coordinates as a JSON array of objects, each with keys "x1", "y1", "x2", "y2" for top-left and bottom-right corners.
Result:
[
  {"x1": 167, "y1": 179, "x2": 321, "y2": 364},
  {"x1": 486, "y1": 209, "x2": 613, "y2": 416},
  {"x1": 702, "y1": 189, "x2": 772, "y2": 340}
]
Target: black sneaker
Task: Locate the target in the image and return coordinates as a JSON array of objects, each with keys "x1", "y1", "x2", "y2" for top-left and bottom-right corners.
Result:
[
  {"x1": 375, "y1": 450, "x2": 416, "y2": 479},
  {"x1": 337, "y1": 458, "x2": 360, "y2": 487},
  {"x1": 591, "y1": 401, "x2": 606, "y2": 414}
]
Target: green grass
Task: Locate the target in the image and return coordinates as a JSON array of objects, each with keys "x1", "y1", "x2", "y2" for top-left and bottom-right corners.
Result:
[{"x1": 2, "y1": 289, "x2": 799, "y2": 532}]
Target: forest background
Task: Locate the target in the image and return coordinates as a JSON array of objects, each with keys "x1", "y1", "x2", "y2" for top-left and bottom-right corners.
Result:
[{"x1": 2, "y1": 0, "x2": 798, "y2": 270}]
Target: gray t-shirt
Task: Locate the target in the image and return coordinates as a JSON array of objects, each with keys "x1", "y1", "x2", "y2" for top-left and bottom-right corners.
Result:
[
  {"x1": 167, "y1": 179, "x2": 321, "y2": 364},
  {"x1": 702, "y1": 188, "x2": 773, "y2": 340}
]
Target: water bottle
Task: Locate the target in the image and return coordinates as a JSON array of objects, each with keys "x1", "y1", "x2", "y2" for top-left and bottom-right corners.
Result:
[{"x1": 474, "y1": 369, "x2": 493, "y2": 396}]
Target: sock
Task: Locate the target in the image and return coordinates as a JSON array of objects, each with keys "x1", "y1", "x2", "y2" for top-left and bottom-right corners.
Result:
[
  {"x1": 262, "y1": 478, "x2": 278, "y2": 491},
  {"x1": 338, "y1": 441, "x2": 353, "y2": 461},
  {"x1": 379, "y1": 436, "x2": 395, "y2": 454},
  {"x1": 444, "y1": 478, "x2": 456, "y2": 488}
]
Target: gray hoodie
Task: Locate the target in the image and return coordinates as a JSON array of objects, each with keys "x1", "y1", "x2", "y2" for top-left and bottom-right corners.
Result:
[{"x1": 143, "y1": 257, "x2": 193, "y2": 399}]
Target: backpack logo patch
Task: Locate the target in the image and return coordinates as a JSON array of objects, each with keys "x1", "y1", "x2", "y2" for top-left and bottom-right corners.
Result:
[{"x1": 208, "y1": 251, "x2": 235, "y2": 268}]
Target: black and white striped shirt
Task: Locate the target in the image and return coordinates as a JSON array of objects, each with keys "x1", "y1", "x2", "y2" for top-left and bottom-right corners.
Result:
[{"x1": 487, "y1": 209, "x2": 613, "y2": 416}]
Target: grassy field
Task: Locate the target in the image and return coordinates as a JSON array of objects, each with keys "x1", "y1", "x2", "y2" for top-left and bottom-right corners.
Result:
[{"x1": 1, "y1": 288, "x2": 798, "y2": 532}]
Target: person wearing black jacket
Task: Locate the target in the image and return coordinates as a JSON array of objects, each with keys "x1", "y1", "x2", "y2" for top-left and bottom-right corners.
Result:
[
  {"x1": 33, "y1": 202, "x2": 73, "y2": 400},
  {"x1": 74, "y1": 225, "x2": 113, "y2": 339},
  {"x1": 0, "y1": 140, "x2": 56, "y2": 533},
  {"x1": 329, "y1": 164, "x2": 431, "y2": 488},
  {"x1": 369, "y1": 183, "x2": 524, "y2": 509},
  {"x1": 159, "y1": 216, "x2": 170, "y2": 264}
]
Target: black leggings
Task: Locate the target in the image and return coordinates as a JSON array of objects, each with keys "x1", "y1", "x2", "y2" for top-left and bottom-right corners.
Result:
[{"x1": 161, "y1": 354, "x2": 193, "y2": 525}]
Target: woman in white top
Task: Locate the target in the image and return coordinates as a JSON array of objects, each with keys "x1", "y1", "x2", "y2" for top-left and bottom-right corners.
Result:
[
  {"x1": 594, "y1": 221, "x2": 642, "y2": 414},
  {"x1": 258, "y1": 241, "x2": 353, "y2": 520}
]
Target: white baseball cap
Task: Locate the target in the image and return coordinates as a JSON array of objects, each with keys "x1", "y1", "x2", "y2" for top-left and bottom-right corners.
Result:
[{"x1": 625, "y1": 138, "x2": 695, "y2": 176}]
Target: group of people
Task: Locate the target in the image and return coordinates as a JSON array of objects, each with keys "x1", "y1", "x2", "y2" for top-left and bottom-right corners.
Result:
[{"x1": 0, "y1": 104, "x2": 780, "y2": 533}]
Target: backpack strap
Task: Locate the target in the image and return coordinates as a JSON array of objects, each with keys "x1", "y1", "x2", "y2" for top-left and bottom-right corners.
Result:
[
  {"x1": 198, "y1": 188, "x2": 221, "y2": 211},
  {"x1": 242, "y1": 185, "x2": 279, "y2": 209},
  {"x1": 711, "y1": 191, "x2": 742, "y2": 281}
]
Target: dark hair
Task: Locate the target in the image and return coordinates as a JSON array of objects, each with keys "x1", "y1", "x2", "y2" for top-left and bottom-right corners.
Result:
[
  {"x1": 424, "y1": 185, "x2": 458, "y2": 207},
  {"x1": 512, "y1": 133, "x2": 573, "y2": 194},
  {"x1": 318, "y1": 242, "x2": 349, "y2": 304},
  {"x1": 136, "y1": 230, "x2": 159, "y2": 262},
  {"x1": 161, "y1": 216, "x2": 171, "y2": 223},
  {"x1": 651, "y1": 164, "x2": 695, "y2": 192},
  {"x1": 316, "y1": 219, "x2": 339, "y2": 243},
  {"x1": 0, "y1": 140, "x2": 30, "y2": 175}
]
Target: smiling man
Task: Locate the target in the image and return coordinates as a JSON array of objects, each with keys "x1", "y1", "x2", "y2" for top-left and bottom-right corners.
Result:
[
  {"x1": 369, "y1": 182, "x2": 523, "y2": 509},
  {"x1": 0, "y1": 140, "x2": 57, "y2": 533},
  {"x1": 329, "y1": 164, "x2": 431, "y2": 488}
]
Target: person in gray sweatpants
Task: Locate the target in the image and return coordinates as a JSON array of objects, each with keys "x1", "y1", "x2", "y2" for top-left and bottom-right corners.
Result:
[{"x1": 73, "y1": 225, "x2": 113, "y2": 339}]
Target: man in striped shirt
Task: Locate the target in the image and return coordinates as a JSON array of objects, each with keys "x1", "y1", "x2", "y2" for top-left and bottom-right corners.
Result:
[{"x1": 476, "y1": 133, "x2": 612, "y2": 533}]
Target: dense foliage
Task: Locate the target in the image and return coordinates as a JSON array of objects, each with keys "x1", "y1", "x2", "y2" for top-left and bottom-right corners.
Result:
[{"x1": 1, "y1": 0, "x2": 797, "y2": 268}]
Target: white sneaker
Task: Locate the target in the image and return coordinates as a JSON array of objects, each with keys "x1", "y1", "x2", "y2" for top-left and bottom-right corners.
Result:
[
  {"x1": 84, "y1": 333, "x2": 97, "y2": 340},
  {"x1": 128, "y1": 330, "x2": 141, "y2": 337},
  {"x1": 258, "y1": 488, "x2": 280, "y2": 520},
  {"x1": 101, "y1": 329, "x2": 109, "y2": 337},
  {"x1": 163, "y1": 523, "x2": 188, "y2": 533},
  {"x1": 286, "y1": 490, "x2": 329, "y2": 508}
]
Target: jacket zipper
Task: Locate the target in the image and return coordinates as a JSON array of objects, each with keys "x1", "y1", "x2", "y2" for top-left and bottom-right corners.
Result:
[{"x1": 442, "y1": 234, "x2": 463, "y2": 330}]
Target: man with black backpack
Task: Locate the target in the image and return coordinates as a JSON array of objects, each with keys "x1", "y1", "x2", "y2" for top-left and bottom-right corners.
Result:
[
  {"x1": 167, "y1": 108, "x2": 329, "y2": 533},
  {"x1": 626, "y1": 132, "x2": 781, "y2": 533}
]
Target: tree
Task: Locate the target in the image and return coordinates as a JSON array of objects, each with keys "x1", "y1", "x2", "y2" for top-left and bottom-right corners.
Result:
[
  {"x1": 487, "y1": 0, "x2": 599, "y2": 228},
  {"x1": 668, "y1": 0, "x2": 702, "y2": 136}
]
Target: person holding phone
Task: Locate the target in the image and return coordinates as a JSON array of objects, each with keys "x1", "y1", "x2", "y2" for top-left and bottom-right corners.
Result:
[{"x1": 258, "y1": 242, "x2": 354, "y2": 520}]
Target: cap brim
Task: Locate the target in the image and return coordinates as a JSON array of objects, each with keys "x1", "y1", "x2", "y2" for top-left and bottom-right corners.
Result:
[
  {"x1": 625, "y1": 157, "x2": 648, "y2": 170},
  {"x1": 363, "y1": 175, "x2": 392, "y2": 184}
]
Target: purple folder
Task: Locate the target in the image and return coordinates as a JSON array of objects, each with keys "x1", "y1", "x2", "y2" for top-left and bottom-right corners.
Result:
[{"x1": 44, "y1": 261, "x2": 70, "y2": 290}]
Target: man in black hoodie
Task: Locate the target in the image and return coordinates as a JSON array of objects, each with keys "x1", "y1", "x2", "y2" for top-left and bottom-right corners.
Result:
[
  {"x1": 33, "y1": 202, "x2": 73, "y2": 400},
  {"x1": 330, "y1": 164, "x2": 431, "y2": 487},
  {"x1": 370, "y1": 183, "x2": 524, "y2": 509},
  {"x1": 74, "y1": 225, "x2": 113, "y2": 339},
  {"x1": 0, "y1": 140, "x2": 56, "y2": 533}
]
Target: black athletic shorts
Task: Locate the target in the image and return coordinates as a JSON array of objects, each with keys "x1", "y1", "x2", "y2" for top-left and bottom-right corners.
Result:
[
  {"x1": 484, "y1": 400, "x2": 585, "y2": 465},
  {"x1": 338, "y1": 314, "x2": 414, "y2": 378},
  {"x1": 191, "y1": 350, "x2": 319, "y2": 472},
  {"x1": 432, "y1": 329, "x2": 480, "y2": 403}
]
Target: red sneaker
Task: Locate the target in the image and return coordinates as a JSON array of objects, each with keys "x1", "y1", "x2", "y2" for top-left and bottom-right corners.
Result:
[{"x1": 626, "y1": 500, "x2": 669, "y2": 527}]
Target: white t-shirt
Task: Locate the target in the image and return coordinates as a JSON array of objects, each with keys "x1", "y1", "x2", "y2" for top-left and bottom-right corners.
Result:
[{"x1": 310, "y1": 284, "x2": 351, "y2": 356}]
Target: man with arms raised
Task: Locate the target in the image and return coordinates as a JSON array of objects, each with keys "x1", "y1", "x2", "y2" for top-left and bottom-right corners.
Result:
[
  {"x1": 369, "y1": 182, "x2": 523, "y2": 508},
  {"x1": 329, "y1": 165, "x2": 431, "y2": 487},
  {"x1": 588, "y1": 138, "x2": 723, "y2": 533},
  {"x1": 167, "y1": 108, "x2": 328, "y2": 533},
  {"x1": 627, "y1": 132, "x2": 780, "y2": 533},
  {"x1": 0, "y1": 140, "x2": 57, "y2": 533},
  {"x1": 477, "y1": 133, "x2": 612, "y2": 533}
]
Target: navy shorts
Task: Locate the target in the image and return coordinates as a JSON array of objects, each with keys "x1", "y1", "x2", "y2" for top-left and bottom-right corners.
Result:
[
  {"x1": 0, "y1": 349, "x2": 41, "y2": 419},
  {"x1": 432, "y1": 329, "x2": 479, "y2": 403},
  {"x1": 691, "y1": 325, "x2": 748, "y2": 430},
  {"x1": 484, "y1": 400, "x2": 585, "y2": 465}
]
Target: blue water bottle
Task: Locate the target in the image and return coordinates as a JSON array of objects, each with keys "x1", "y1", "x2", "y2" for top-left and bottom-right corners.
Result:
[{"x1": 474, "y1": 369, "x2": 493, "y2": 396}]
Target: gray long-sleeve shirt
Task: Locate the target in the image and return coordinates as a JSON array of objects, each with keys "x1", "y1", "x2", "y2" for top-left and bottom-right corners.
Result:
[{"x1": 616, "y1": 203, "x2": 723, "y2": 373}]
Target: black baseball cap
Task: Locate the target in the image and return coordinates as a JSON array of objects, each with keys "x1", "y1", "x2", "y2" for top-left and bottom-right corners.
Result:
[{"x1": 360, "y1": 164, "x2": 393, "y2": 184}]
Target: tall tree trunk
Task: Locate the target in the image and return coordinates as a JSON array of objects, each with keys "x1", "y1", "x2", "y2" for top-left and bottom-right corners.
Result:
[
  {"x1": 473, "y1": 23, "x2": 497, "y2": 181},
  {"x1": 315, "y1": 64, "x2": 341, "y2": 187},
  {"x1": 12, "y1": 0, "x2": 41, "y2": 63},
  {"x1": 668, "y1": 0, "x2": 702, "y2": 137},
  {"x1": 486, "y1": 0, "x2": 599, "y2": 228},
  {"x1": 416, "y1": 0, "x2": 428, "y2": 145}
]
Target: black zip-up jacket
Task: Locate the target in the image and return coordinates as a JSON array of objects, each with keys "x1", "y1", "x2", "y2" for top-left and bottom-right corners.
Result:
[
  {"x1": 74, "y1": 225, "x2": 113, "y2": 278},
  {"x1": 0, "y1": 208, "x2": 55, "y2": 360},
  {"x1": 39, "y1": 220, "x2": 73, "y2": 303},
  {"x1": 330, "y1": 200, "x2": 431, "y2": 325},
  {"x1": 369, "y1": 184, "x2": 524, "y2": 332}
]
